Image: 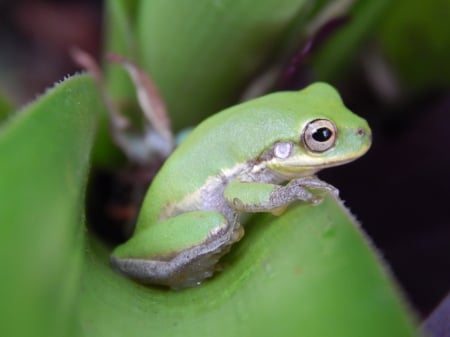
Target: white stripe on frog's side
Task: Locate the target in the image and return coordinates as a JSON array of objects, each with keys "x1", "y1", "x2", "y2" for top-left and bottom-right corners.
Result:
[
  {"x1": 159, "y1": 162, "x2": 249, "y2": 222},
  {"x1": 159, "y1": 158, "x2": 285, "y2": 223}
]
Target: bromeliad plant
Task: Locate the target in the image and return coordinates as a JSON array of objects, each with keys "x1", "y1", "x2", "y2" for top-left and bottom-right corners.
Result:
[{"x1": 0, "y1": 1, "x2": 423, "y2": 337}]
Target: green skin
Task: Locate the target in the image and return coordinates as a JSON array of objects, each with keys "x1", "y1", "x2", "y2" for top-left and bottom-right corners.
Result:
[{"x1": 111, "y1": 82, "x2": 372, "y2": 289}]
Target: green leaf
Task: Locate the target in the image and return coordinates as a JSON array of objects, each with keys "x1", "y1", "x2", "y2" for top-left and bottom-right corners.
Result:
[
  {"x1": 80, "y1": 197, "x2": 419, "y2": 337},
  {"x1": 136, "y1": 0, "x2": 311, "y2": 131},
  {"x1": 0, "y1": 90, "x2": 13, "y2": 122},
  {"x1": 0, "y1": 75, "x2": 101, "y2": 337},
  {"x1": 97, "y1": 0, "x2": 314, "y2": 165},
  {"x1": 103, "y1": 0, "x2": 139, "y2": 99},
  {"x1": 376, "y1": 0, "x2": 450, "y2": 91},
  {"x1": 312, "y1": 0, "x2": 391, "y2": 81}
]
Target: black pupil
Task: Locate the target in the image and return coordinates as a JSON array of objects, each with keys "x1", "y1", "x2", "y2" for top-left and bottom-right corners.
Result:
[{"x1": 312, "y1": 127, "x2": 332, "y2": 142}]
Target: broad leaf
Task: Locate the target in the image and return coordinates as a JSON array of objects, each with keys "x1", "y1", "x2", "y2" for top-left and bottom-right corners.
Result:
[
  {"x1": 136, "y1": 0, "x2": 311, "y2": 130},
  {"x1": 80, "y1": 197, "x2": 419, "y2": 337},
  {"x1": 0, "y1": 75, "x2": 101, "y2": 337}
]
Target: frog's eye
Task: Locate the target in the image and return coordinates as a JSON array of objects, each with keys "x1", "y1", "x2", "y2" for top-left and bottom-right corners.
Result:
[{"x1": 302, "y1": 119, "x2": 337, "y2": 153}]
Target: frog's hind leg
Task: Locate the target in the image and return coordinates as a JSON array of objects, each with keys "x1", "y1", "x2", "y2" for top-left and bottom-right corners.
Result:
[{"x1": 111, "y1": 211, "x2": 243, "y2": 289}]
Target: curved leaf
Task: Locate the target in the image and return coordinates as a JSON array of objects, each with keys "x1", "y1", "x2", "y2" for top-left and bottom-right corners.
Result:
[
  {"x1": 0, "y1": 75, "x2": 101, "y2": 337},
  {"x1": 80, "y1": 197, "x2": 419, "y2": 337},
  {"x1": 137, "y1": 0, "x2": 311, "y2": 131}
]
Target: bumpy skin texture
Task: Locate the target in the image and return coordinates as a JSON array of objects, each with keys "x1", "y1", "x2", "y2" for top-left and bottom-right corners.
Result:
[{"x1": 111, "y1": 82, "x2": 372, "y2": 289}]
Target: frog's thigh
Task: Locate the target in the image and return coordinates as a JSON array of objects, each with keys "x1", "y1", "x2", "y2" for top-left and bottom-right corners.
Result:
[{"x1": 111, "y1": 210, "x2": 243, "y2": 289}]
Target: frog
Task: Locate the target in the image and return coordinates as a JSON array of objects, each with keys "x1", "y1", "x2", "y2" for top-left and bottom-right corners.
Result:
[{"x1": 110, "y1": 82, "x2": 372, "y2": 289}]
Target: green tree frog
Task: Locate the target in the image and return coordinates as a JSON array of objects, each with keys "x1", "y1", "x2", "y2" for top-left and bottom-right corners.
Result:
[{"x1": 111, "y1": 82, "x2": 372, "y2": 289}]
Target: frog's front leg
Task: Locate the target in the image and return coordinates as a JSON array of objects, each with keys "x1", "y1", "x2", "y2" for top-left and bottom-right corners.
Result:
[
  {"x1": 111, "y1": 210, "x2": 243, "y2": 289},
  {"x1": 224, "y1": 176, "x2": 339, "y2": 214}
]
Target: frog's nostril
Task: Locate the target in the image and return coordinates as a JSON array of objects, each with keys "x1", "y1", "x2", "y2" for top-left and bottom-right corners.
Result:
[
  {"x1": 356, "y1": 127, "x2": 366, "y2": 136},
  {"x1": 356, "y1": 127, "x2": 373, "y2": 144}
]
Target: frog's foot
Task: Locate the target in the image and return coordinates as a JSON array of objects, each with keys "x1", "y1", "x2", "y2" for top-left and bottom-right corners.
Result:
[
  {"x1": 111, "y1": 211, "x2": 243, "y2": 289},
  {"x1": 285, "y1": 176, "x2": 339, "y2": 205}
]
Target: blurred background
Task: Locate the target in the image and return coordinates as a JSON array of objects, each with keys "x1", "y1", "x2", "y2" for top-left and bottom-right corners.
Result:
[{"x1": 0, "y1": 0, "x2": 448, "y2": 320}]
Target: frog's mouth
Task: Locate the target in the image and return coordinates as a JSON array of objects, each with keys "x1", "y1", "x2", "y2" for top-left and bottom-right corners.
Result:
[
  {"x1": 266, "y1": 159, "x2": 343, "y2": 179},
  {"x1": 267, "y1": 146, "x2": 370, "y2": 179}
]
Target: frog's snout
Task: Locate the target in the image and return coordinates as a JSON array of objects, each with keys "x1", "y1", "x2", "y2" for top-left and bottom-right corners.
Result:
[{"x1": 354, "y1": 125, "x2": 372, "y2": 155}]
